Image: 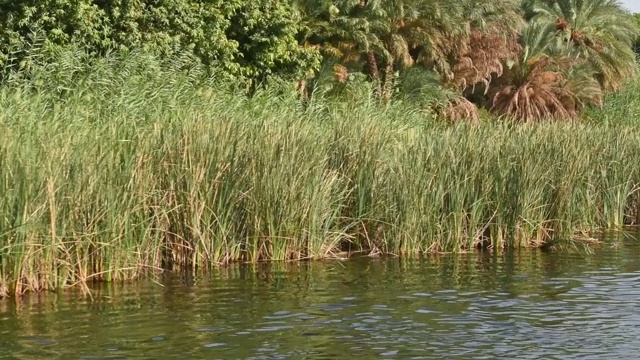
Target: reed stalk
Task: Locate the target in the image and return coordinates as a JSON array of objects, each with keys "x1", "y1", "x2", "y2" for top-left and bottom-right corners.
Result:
[{"x1": 0, "y1": 50, "x2": 639, "y2": 297}]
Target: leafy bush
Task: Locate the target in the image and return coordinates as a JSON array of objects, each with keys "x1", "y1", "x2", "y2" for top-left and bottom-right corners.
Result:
[{"x1": 0, "y1": 0, "x2": 321, "y2": 82}]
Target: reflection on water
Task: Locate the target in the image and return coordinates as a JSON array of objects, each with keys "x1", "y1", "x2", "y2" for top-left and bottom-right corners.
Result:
[{"x1": 1, "y1": 233, "x2": 640, "y2": 359}]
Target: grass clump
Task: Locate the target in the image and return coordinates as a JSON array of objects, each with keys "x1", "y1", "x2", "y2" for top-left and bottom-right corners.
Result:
[{"x1": 1, "y1": 50, "x2": 640, "y2": 297}]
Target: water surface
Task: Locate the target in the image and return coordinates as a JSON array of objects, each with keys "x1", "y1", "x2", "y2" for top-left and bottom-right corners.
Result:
[{"x1": 2, "y1": 235, "x2": 640, "y2": 359}]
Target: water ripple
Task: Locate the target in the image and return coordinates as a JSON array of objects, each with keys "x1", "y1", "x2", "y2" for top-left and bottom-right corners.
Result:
[{"x1": 3, "y1": 244, "x2": 640, "y2": 359}]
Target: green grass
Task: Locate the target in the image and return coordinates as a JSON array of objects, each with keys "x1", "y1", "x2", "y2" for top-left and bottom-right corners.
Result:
[{"x1": 1, "y1": 50, "x2": 640, "y2": 297}]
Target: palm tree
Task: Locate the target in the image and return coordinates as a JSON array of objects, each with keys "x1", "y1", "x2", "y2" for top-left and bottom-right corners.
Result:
[
  {"x1": 296, "y1": 0, "x2": 471, "y2": 101},
  {"x1": 451, "y1": 0, "x2": 524, "y2": 93},
  {"x1": 295, "y1": 0, "x2": 392, "y2": 96},
  {"x1": 414, "y1": 0, "x2": 524, "y2": 122},
  {"x1": 386, "y1": 0, "x2": 468, "y2": 78},
  {"x1": 364, "y1": 0, "x2": 472, "y2": 99},
  {"x1": 489, "y1": 20, "x2": 601, "y2": 121},
  {"x1": 527, "y1": 0, "x2": 639, "y2": 92}
]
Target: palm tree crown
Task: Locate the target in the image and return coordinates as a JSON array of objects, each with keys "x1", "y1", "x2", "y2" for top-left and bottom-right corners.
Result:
[{"x1": 526, "y1": 0, "x2": 639, "y2": 91}]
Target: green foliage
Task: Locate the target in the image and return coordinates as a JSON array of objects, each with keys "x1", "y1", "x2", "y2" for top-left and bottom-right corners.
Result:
[
  {"x1": 485, "y1": 0, "x2": 640, "y2": 121},
  {"x1": 4, "y1": 1, "x2": 640, "y2": 298},
  {"x1": 228, "y1": 0, "x2": 321, "y2": 81},
  {"x1": 1, "y1": 0, "x2": 637, "y2": 122},
  {"x1": 0, "y1": 0, "x2": 110, "y2": 50},
  {"x1": 0, "y1": 0, "x2": 320, "y2": 82},
  {"x1": 527, "y1": 0, "x2": 638, "y2": 92},
  {"x1": 2, "y1": 50, "x2": 640, "y2": 296}
]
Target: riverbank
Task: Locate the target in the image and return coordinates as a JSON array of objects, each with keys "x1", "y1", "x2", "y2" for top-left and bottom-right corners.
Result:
[
  {"x1": 1, "y1": 53, "x2": 640, "y2": 298},
  {"x1": 4, "y1": 241, "x2": 640, "y2": 358}
]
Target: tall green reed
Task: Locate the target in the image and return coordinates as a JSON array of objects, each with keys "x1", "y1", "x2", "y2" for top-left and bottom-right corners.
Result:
[{"x1": 0, "y1": 49, "x2": 639, "y2": 297}]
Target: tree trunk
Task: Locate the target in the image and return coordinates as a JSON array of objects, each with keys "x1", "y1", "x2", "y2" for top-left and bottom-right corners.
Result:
[
  {"x1": 295, "y1": 79, "x2": 308, "y2": 100},
  {"x1": 367, "y1": 51, "x2": 382, "y2": 97},
  {"x1": 382, "y1": 63, "x2": 394, "y2": 101}
]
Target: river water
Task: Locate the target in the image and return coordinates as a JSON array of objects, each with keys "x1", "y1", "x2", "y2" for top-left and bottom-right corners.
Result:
[{"x1": 1, "y1": 234, "x2": 640, "y2": 359}]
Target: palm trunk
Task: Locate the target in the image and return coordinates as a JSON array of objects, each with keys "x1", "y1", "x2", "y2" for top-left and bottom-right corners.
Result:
[
  {"x1": 295, "y1": 79, "x2": 308, "y2": 100},
  {"x1": 367, "y1": 51, "x2": 382, "y2": 97},
  {"x1": 382, "y1": 63, "x2": 394, "y2": 101}
]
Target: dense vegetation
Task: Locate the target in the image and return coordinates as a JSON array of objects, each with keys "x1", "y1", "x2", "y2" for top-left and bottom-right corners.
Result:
[
  {"x1": 1, "y1": 50, "x2": 640, "y2": 297},
  {"x1": 1, "y1": 0, "x2": 638, "y2": 121},
  {"x1": 1, "y1": 0, "x2": 640, "y2": 297}
]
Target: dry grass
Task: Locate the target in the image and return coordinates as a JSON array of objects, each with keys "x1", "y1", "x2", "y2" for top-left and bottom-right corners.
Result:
[{"x1": 436, "y1": 96, "x2": 480, "y2": 124}]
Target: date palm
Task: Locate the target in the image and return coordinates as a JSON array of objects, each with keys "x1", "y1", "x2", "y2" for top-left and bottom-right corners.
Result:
[
  {"x1": 489, "y1": 20, "x2": 602, "y2": 121},
  {"x1": 296, "y1": 0, "x2": 469, "y2": 100},
  {"x1": 451, "y1": 0, "x2": 524, "y2": 93},
  {"x1": 296, "y1": 1, "x2": 382, "y2": 65},
  {"x1": 295, "y1": 0, "x2": 391, "y2": 96},
  {"x1": 527, "y1": 0, "x2": 639, "y2": 92},
  {"x1": 365, "y1": 0, "x2": 470, "y2": 98}
]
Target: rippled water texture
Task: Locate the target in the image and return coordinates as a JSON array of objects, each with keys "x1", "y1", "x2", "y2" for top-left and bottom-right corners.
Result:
[{"x1": 2, "y1": 234, "x2": 640, "y2": 359}]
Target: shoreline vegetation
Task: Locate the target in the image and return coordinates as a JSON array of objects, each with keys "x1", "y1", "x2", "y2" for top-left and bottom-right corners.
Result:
[
  {"x1": 1, "y1": 0, "x2": 640, "y2": 297},
  {"x1": 1, "y1": 50, "x2": 639, "y2": 298}
]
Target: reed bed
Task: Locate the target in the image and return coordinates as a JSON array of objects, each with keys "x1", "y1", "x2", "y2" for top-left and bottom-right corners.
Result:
[{"x1": 1, "y1": 51, "x2": 640, "y2": 297}]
